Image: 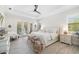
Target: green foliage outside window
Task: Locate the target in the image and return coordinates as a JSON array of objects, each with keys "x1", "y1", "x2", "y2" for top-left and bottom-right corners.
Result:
[
  {"x1": 68, "y1": 16, "x2": 79, "y2": 32},
  {"x1": 68, "y1": 23, "x2": 79, "y2": 31}
]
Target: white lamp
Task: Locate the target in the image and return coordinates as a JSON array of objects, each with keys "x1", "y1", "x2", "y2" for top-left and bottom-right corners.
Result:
[{"x1": 62, "y1": 25, "x2": 68, "y2": 34}]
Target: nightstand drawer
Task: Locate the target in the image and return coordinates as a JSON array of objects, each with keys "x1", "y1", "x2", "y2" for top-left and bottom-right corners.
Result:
[{"x1": 60, "y1": 34, "x2": 71, "y2": 44}]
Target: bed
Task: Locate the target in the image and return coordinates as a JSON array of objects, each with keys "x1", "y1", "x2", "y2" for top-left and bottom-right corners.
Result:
[
  {"x1": 31, "y1": 31, "x2": 58, "y2": 46},
  {"x1": 28, "y1": 30, "x2": 58, "y2": 53}
]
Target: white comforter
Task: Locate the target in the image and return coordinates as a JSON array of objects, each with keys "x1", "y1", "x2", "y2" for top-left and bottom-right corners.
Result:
[{"x1": 31, "y1": 31, "x2": 58, "y2": 46}]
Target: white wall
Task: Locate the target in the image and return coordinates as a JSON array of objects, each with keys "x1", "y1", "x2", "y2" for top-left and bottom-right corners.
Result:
[
  {"x1": 39, "y1": 6, "x2": 79, "y2": 33},
  {"x1": 4, "y1": 13, "x2": 34, "y2": 33},
  {"x1": 2, "y1": 6, "x2": 79, "y2": 34}
]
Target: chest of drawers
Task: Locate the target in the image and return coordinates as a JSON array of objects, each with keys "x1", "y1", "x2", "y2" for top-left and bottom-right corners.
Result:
[{"x1": 60, "y1": 34, "x2": 72, "y2": 45}]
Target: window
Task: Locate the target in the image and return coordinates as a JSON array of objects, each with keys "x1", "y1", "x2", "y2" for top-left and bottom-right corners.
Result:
[
  {"x1": 68, "y1": 22, "x2": 79, "y2": 31},
  {"x1": 68, "y1": 15, "x2": 79, "y2": 32}
]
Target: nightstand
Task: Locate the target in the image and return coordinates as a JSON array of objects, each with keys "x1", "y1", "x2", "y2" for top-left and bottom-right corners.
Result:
[{"x1": 60, "y1": 34, "x2": 72, "y2": 45}]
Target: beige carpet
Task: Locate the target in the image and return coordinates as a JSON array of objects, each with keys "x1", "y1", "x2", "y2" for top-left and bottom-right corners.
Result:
[
  {"x1": 9, "y1": 37, "x2": 34, "y2": 54},
  {"x1": 41, "y1": 42, "x2": 79, "y2": 54},
  {"x1": 9, "y1": 37, "x2": 79, "y2": 54}
]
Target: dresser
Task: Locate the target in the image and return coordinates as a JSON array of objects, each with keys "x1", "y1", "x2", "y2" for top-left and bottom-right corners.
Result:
[{"x1": 60, "y1": 34, "x2": 72, "y2": 45}]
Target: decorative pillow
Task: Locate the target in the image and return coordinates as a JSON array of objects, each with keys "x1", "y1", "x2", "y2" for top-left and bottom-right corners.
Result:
[
  {"x1": 0, "y1": 27, "x2": 7, "y2": 36},
  {"x1": 45, "y1": 27, "x2": 58, "y2": 33}
]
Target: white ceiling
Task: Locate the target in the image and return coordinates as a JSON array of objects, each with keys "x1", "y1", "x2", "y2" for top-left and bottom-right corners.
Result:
[
  {"x1": 0, "y1": 5, "x2": 78, "y2": 19},
  {"x1": 14, "y1": 5, "x2": 63, "y2": 14}
]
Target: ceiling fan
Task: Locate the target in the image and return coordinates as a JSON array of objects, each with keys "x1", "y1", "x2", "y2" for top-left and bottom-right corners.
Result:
[{"x1": 33, "y1": 5, "x2": 40, "y2": 14}]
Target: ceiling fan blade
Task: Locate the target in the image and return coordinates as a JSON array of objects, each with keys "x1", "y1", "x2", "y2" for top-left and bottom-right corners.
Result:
[
  {"x1": 34, "y1": 5, "x2": 38, "y2": 11},
  {"x1": 35, "y1": 11, "x2": 40, "y2": 14}
]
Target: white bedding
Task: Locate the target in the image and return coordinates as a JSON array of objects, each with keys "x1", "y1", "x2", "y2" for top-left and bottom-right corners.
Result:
[{"x1": 31, "y1": 31, "x2": 58, "y2": 46}]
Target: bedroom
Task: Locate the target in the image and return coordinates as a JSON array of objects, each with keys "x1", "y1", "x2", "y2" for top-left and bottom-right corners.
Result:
[{"x1": 0, "y1": 5, "x2": 79, "y2": 54}]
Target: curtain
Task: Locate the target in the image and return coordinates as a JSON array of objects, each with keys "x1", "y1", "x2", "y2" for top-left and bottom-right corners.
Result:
[
  {"x1": 24, "y1": 22, "x2": 28, "y2": 33},
  {"x1": 17, "y1": 22, "x2": 22, "y2": 34}
]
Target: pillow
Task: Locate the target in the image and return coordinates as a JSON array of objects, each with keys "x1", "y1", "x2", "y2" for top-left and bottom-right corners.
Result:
[{"x1": 45, "y1": 27, "x2": 58, "y2": 33}]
